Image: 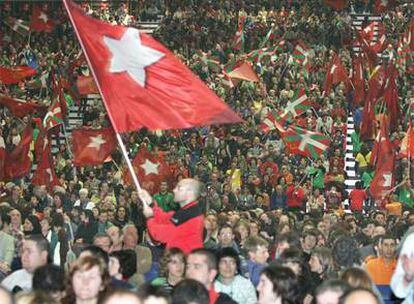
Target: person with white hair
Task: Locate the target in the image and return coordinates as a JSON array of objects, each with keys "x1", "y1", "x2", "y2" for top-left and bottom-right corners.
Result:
[{"x1": 74, "y1": 188, "x2": 95, "y2": 210}]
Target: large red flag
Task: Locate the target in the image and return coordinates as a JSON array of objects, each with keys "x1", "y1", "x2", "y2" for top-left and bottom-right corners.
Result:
[
  {"x1": 323, "y1": 52, "x2": 349, "y2": 94},
  {"x1": 72, "y1": 127, "x2": 117, "y2": 166},
  {"x1": 126, "y1": 146, "x2": 173, "y2": 194},
  {"x1": 64, "y1": 0, "x2": 241, "y2": 132},
  {"x1": 0, "y1": 95, "x2": 47, "y2": 118},
  {"x1": 4, "y1": 124, "x2": 33, "y2": 180},
  {"x1": 30, "y1": 6, "x2": 55, "y2": 32},
  {"x1": 32, "y1": 136, "x2": 60, "y2": 190},
  {"x1": 0, "y1": 66, "x2": 37, "y2": 84},
  {"x1": 352, "y1": 56, "x2": 365, "y2": 105}
]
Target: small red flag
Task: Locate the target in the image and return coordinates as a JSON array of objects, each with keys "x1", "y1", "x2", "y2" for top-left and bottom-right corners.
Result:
[
  {"x1": 373, "y1": 0, "x2": 396, "y2": 14},
  {"x1": 64, "y1": 0, "x2": 241, "y2": 132},
  {"x1": 323, "y1": 52, "x2": 349, "y2": 94},
  {"x1": 351, "y1": 56, "x2": 365, "y2": 106},
  {"x1": 0, "y1": 66, "x2": 37, "y2": 84},
  {"x1": 226, "y1": 61, "x2": 260, "y2": 82},
  {"x1": 125, "y1": 147, "x2": 173, "y2": 194},
  {"x1": 324, "y1": 0, "x2": 348, "y2": 10},
  {"x1": 370, "y1": 136, "x2": 395, "y2": 201},
  {"x1": 72, "y1": 127, "x2": 117, "y2": 166},
  {"x1": 0, "y1": 94, "x2": 47, "y2": 118},
  {"x1": 32, "y1": 136, "x2": 60, "y2": 190},
  {"x1": 4, "y1": 124, "x2": 33, "y2": 180},
  {"x1": 30, "y1": 6, "x2": 55, "y2": 32},
  {"x1": 401, "y1": 126, "x2": 414, "y2": 157},
  {"x1": 76, "y1": 75, "x2": 99, "y2": 95}
]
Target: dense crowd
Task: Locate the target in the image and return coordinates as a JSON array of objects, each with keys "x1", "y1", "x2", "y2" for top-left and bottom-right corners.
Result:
[{"x1": 0, "y1": 0, "x2": 414, "y2": 303}]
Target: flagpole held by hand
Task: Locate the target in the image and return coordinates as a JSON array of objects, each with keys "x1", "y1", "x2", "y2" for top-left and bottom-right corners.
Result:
[{"x1": 64, "y1": 0, "x2": 145, "y2": 201}]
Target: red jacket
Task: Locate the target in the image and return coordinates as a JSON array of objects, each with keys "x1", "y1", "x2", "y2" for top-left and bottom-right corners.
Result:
[
  {"x1": 286, "y1": 185, "x2": 305, "y2": 208},
  {"x1": 147, "y1": 201, "x2": 204, "y2": 254}
]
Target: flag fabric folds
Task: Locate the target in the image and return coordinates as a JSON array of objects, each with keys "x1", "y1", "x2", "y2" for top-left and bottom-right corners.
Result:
[
  {"x1": 76, "y1": 75, "x2": 99, "y2": 95},
  {"x1": 72, "y1": 127, "x2": 117, "y2": 166},
  {"x1": 351, "y1": 56, "x2": 365, "y2": 106},
  {"x1": 323, "y1": 52, "x2": 349, "y2": 94},
  {"x1": 4, "y1": 124, "x2": 33, "y2": 180},
  {"x1": 0, "y1": 95, "x2": 46, "y2": 118},
  {"x1": 125, "y1": 147, "x2": 173, "y2": 194},
  {"x1": 32, "y1": 136, "x2": 60, "y2": 190},
  {"x1": 64, "y1": 0, "x2": 241, "y2": 132},
  {"x1": 370, "y1": 134, "x2": 395, "y2": 201},
  {"x1": 0, "y1": 66, "x2": 37, "y2": 84}
]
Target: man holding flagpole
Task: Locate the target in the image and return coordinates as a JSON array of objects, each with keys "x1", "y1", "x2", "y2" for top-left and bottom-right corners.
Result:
[{"x1": 138, "y1": 178, "x2": 204, "y2": 254}]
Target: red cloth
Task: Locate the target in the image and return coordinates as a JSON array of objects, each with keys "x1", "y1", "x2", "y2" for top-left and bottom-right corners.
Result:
[
  {"x1": 349, "y1": 189, "x2": 367, "y2": 212},
  {"x1": 0, "y1": 66, "x2": 37, "y2": 84},
  {"x1": 286, "y1": 185, "x2": 305, "y2": 208},
  {"x1": 30, "y1": 6, "x2": 54, "y2": 32},
  {"x1": 64, "y1": 0, "x2": 241, "y2": 132},
  {"x1": 209, "y1": 288, "x2": 220, "y2": 304},
  {"x1": 147, "y1": 201, "x2": 204, "y2": 254},
  {"x1": 72, "y1": 127, "x2": 117, "y2": 166}
]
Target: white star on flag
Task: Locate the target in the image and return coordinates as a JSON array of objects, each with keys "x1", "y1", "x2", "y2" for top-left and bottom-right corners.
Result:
[
  {"x1": 382, "y1": 173, "x2": 392, "y2": 187},
  {"x1": 39, "y1": 12, "x2": 48, "y2": 23},
  {"x1": 103, "y1": 28, "x2": 165, "y2": 87},
  {"x1": 140, "y1": 159, "x2": 159, "y2": 175},
  {"x1": 87, "y1": 135, "x2": 106, "y2": 150},
  {"x1": 380, "y1": 0, "x2": 388, "y2": 7}
]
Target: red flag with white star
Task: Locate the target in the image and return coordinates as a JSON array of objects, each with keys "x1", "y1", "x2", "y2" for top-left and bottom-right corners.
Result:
[
  {"x1": 30, "y1": 6, "x2": 55, "y2": 33},
  {"x1": 64, "y1": 0, "x2": 241, "y2": 132},
  {"x1": 125, "y1": 146, "x2": 173, "y2": 194},
  {"x1": 72, "y1": 127, "x2": 117, "y2": 166}
]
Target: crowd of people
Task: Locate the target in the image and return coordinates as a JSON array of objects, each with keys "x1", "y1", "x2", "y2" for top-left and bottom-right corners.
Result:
[{"x1": 0, "y1": 0, "x2": 414, "y2": 303}]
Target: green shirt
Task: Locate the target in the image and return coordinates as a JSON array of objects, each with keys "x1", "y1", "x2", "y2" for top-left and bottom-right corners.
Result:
[
  {"x1": 399, "y1": 187, "x2": 414, "y2": 208},
  {"x1": 153, "y1": 191, "x2": 178, "y2": 212}
]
